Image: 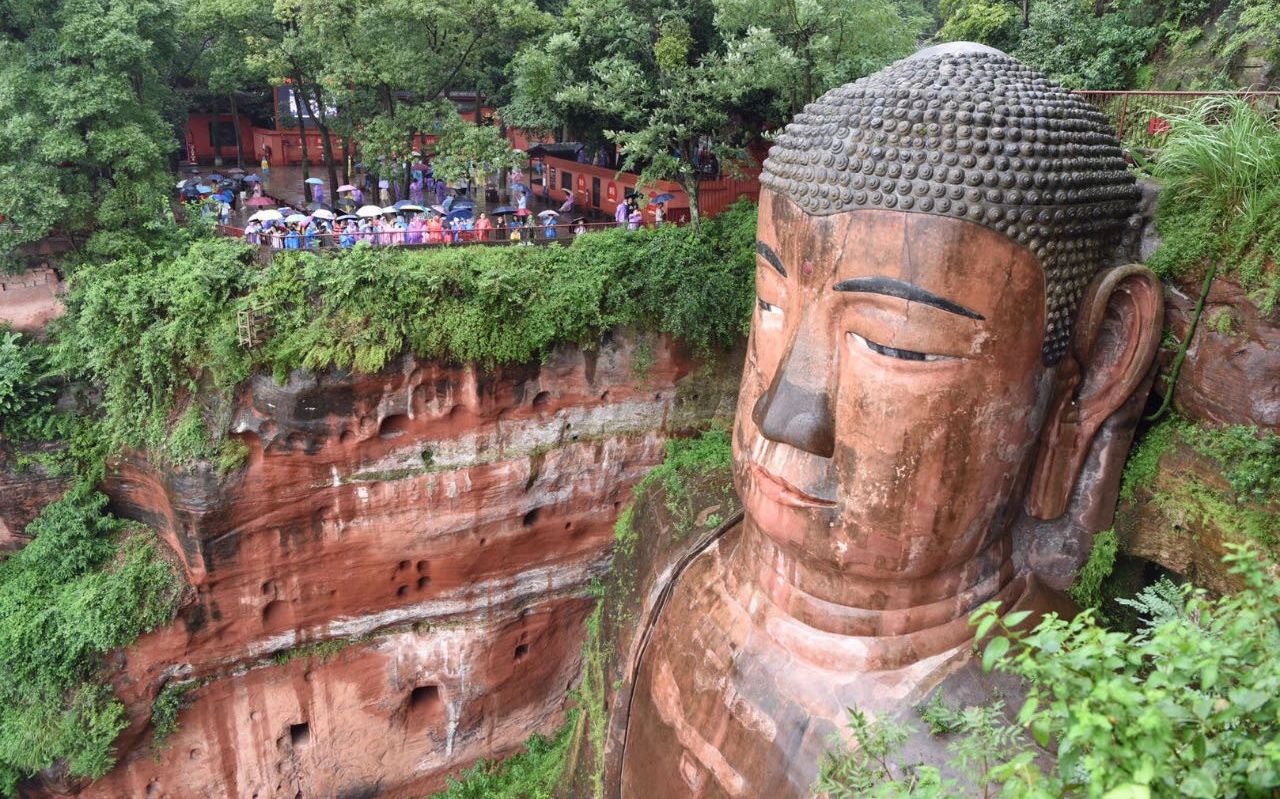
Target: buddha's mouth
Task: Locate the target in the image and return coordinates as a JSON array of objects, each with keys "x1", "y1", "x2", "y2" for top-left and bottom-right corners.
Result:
[{"x1": 750, "y1": 464, "x2": 836, "y2": 508}]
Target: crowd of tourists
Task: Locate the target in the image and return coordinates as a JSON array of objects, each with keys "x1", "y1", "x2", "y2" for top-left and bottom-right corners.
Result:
[{"x1": 180, "y1": 153, "x2": 672, "y2": 251}]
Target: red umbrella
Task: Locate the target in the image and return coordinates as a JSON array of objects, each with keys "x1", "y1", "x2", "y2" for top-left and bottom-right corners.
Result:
[
  {"x1": 515, "y1": 208, "x2": 530, "y2": 217},
  {"x1": 246, "y1": 196, "x2": 275, "y2": 207}
]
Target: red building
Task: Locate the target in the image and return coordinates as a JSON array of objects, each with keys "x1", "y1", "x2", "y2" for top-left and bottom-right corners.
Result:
[{"x1": 183, "y1": 113, "x2": 256, "y2": 164}]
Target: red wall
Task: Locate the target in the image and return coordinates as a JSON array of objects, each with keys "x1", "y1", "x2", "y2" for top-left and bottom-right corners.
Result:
[
  {"x1": 540, "y1": 156, "x2": 760, "y2": 221},
  {"x1": 184, "y1": 114, "x2": 256, "y2": 164}
]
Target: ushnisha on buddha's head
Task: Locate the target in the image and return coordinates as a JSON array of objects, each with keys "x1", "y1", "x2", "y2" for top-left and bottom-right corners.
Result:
[{"x1": 736, "y1": 42, "x2": 1162, "y2": 585}]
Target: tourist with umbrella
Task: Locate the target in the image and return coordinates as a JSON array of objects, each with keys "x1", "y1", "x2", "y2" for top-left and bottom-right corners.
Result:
[
  {"x1": 538, "y1": 210, "x2": 559, "y2": 240},
  {"x1": 305, "y1": 177, "x2": 325, "y2": 205}
]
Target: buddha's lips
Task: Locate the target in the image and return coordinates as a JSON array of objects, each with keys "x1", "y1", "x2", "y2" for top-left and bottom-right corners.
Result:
[{"x1": 750, "y1": 464, "x2": 836, "y2": 508}]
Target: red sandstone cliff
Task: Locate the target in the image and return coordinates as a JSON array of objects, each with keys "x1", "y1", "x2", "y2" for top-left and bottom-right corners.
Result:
[{"x1": 30, "y1": 332, "x2": 740, "y2": 799}]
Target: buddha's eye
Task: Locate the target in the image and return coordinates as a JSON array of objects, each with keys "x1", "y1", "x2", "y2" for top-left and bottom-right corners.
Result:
[
  {"x1": 758, "y1": 298, "x2": 781, "y2": 314},
  {"x1": 849, "y1": 332, "x2": 953, "y2": 362}
]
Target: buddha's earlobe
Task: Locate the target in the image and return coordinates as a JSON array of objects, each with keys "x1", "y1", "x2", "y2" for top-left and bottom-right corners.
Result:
[{"x1": 1027, "y1": 265, "x2": 1163, "y2": 520}]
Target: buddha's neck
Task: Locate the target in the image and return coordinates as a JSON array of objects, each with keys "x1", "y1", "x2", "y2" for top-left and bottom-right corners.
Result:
[{"x1": 727, "y1": 520, "x2": 1019, "y2": 649}]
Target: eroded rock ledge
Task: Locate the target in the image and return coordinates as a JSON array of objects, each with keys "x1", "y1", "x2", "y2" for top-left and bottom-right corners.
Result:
[{"x1": 39, "y1": 332, "x2": 740, "y2": 799}]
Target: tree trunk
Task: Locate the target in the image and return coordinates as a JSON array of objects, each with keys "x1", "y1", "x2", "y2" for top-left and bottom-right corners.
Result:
[
  {"x1": 681, "y1": 172, "x2": 700, "y2": 228},
  {"x1": 229, "y1": 92, "x2": 244, "y2": 169},
  {"x1": 308, "y1": 83, "x2": 340, "y2": 201},
  {"x1": 1023, "y1": 0, "x2": 1030, "y2": 27},
  {"x1": 292, "y1": 74, "x2": 313, "y2": 203}
]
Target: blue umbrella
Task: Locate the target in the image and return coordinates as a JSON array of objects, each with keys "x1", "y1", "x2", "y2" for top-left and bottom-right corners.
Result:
[
  {"x1": 491, "y1": 205, "x2": 516, "y2": 215},
  {"x1": 452, "y1": 198, "x2": 476, "y2": 210},
  {"x1": 336, "y1": 214, "x2": 358, "y2": 221},
  {"x1": 207, "y1": 174, "x2": 225, "y2": 182},
  {"x1": 243, "y1": 175, "x2": 262, "y2": 183},
  {"x1": 196, "y1": 184, "x2": 213, "y2": 193},
  {"x1": 446, "y1": 208, "x2": 473, "y2": 221},
  {"x1": 304, "y1": 177, "x2": 324, "y2": 185},
  {"x1": 393, "y1": 200, "x2": 414, "y2": 209},
  {"x1": 651, "y1": 193, "x2": 675, "y2": 203},
  {"x1": 215, "y1": 190, "x2": 234, "y2": 203}
]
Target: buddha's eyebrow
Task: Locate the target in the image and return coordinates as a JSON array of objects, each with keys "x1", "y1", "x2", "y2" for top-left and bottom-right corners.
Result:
[
  {"x1": 833, "y1": 277, "x2": 985, "y2": 320},
  {"x1": 755, "y1": 241, "x2": 787, "y2": 277}
]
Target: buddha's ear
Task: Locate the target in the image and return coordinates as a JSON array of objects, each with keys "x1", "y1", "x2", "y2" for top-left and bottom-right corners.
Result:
[{"x1": 1027, "y1": 265, "x2": 1163, "y2": 520}]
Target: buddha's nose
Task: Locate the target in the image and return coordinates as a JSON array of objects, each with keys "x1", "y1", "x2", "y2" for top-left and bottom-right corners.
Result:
[{"x1": 751, "y1": 326, "x2": 836, "y2": 458}]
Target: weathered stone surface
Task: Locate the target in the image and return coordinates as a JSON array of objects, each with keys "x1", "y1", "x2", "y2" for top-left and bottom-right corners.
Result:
[
  {"x1": 0, "y1": 454, "x2": 70, "y2": 555},
  {"x1": 0, "y1": 267, "x2": 64, "y2": 334},
  {"x1": 29, "y1": 332, "x2": 741, "y2": 798},
  {"x1": 1163, "y1": 277, "x2": 1280, "y2": 431},
  {"x1": 1116, "y1": 439, "x2": 1279, "y2": 596}
]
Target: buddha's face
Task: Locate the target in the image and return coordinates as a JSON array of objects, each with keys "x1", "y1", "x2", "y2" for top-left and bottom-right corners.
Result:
[{"x1": 734, "y1": 190, "x2": 1053, "y2": 579}]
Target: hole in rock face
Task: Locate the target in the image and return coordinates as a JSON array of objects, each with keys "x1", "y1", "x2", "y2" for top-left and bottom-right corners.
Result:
[
  {"x1": 290, "y1": 722, "x2": 310, "y2": 747},
  {"x1": 600, "y1": 391, "x2": 610, "y2": 402},
  {"x1": 262, "y1": 600, "x2": 288, "y2": 626},
  {"x1": 339, "y1": 429, "x2": 355, "y2": 445},
  {"x1": 397, "y1": 585, "x2": 409, "y2": 598},
  {"x1": 514, "y1": 644, "x2": 529, "y2": 662},
  {"x1": 410, "y1": 685, "x2": 440, "y2": 711},
  {"x1": 416, "y1": 576, "x2": 430, "y2": 590},
  {"x1": 415, "y1": 560, "x2": 429, "y2": 574},
  {"x1": 564, "y1": 522, "x2": 572, "y2": 530},
  {"x1": 398, "y1": 560, "x2": 411, "y2": 571},
  {"x1": 406, "y1": 685, "x2": 443, "y2": 729},
  {"x1": 378, "y1": 414, "x2": 411, "y2": 439},
  {"x1": 532, "y1": 390, "x2": 551, "y2": 409},
  {"x1": 522, "y1": 507, "x2": 540, "y2": 527}
]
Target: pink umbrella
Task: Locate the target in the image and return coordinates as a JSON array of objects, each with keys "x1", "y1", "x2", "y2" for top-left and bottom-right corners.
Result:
[
  {"x1": 246, "y1": 196, "x2": 275, "y2": 207},
  {"x1": 338, "y1": 184, "x2": 356, "y2": 192}
]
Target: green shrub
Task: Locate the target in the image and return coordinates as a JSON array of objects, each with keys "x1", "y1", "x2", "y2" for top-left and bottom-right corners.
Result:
[
  {"x1": 429, "y1": 712, "x2": 576, "y2": 799},
  {"x1": 613, "y1": 427, "x2": 734, "y2": 554},
  {"x1": 0, "y1": 328, "x2": 67, "y2": 442},
  {"x1": 1148, "y1": 97, "x2": 1280, "y2": 313},
  {"x1": 0, "y1": 486, "x2": 181, "y2": 795},
  {"x1": 150, "y1": 681, "x2": 199, "y2": 747},
  {"x1": 820, "y1": 544, "x2": 1280, "y2": 799},
  {"x1": 1069, "y1": 529, "x2": 1119, "y2": 610}
]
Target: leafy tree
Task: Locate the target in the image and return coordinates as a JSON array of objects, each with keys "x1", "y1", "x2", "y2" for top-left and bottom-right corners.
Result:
[
  {"x1": 713, "y1": 0, "x2": 929, "y2": 118},
  {"x1": 1014, "y1": 0, "x2": 1157, "y2": 89},
  {"x1": 0, "y1": 0, "x2": 183, "y2": 262},
  {"x1": 935, "y1": 0, "x2": 1022, "y2": 50},
  {"x1": 429, "y1": 112, "x2": 522, "y2": 192}
]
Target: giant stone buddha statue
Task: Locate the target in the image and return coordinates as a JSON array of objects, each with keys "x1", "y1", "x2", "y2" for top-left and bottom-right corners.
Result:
[{"x1": 617, "y1": 43, "x2": 1163, "y2": 797}]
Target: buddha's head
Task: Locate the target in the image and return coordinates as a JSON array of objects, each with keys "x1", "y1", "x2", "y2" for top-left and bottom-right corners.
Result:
[{"x1": 736, "y1": 43, "x2": 1162, "y2": 585}]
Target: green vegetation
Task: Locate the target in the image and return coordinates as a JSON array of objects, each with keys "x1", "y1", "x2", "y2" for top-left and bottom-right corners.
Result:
[
  {"x1": 613, "y1": 426, "x2": 734, "y2": 556},
  {"x1": 1069, "y1": 529, "x2": 1120, "y2": 611},
  {"x1": 1148, "y1": 97, "x2": 1280, "y2": 312},
  {"x1": 0, "y1": 1, "x2": 181, "y2": 263},
  {"x1": 150, "y1": 680, "x2": 202, "y2": 747},
  {"x1": 0, "y1": 328, "x2": 64, "y2": 442},
  {"x1": 1120, "y1": 416, "x2": 1280, "y2": 551},
  {"x1": 270, "y1": 636, "x2": 361, "y2": 667},
  {"x1": 0, "y1": 486, "x2": 181, "y2": 795},
  {"x1": 820, "y1": 544, "x2": 1280, "y2": 798},
  {"x1": 817, "y1": 700, "x2": 1023, "y2": 798},
  {"x1": 430, "y1": 718, "x2": 574, "y2": 799},
  {"x1": 47, "y1": 203, "x2": 754, "y2": 470}
]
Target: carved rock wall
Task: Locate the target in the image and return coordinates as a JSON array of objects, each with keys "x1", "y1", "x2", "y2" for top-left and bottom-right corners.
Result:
[
  {"x1": 42, "y1": 333, "x2": 740, "y2": 799},
  {"x1": 1162, "y1": 277, "x2": 1279, "y2": 431}
]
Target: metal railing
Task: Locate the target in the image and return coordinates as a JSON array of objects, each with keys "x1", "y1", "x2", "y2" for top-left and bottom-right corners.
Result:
[{"x1": 1074, "y1": 90, "x2": 1280, "y2": 150}]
